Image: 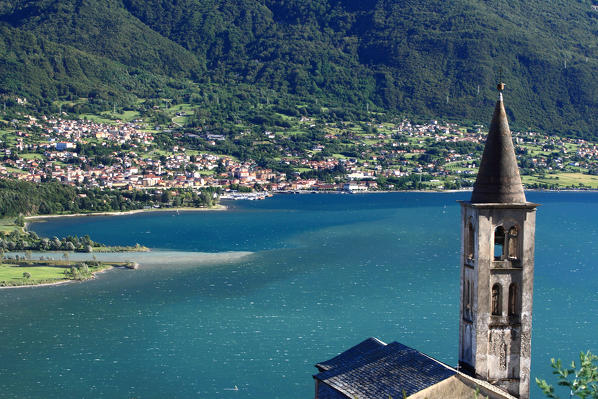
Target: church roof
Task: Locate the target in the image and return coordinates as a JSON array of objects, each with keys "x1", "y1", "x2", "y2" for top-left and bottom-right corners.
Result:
[
  {"x1": 313, "y1": 340, "x2": 455, "y2": 399},
  {"x1": 471, "y1": 88, "x2": 526, "y2": 204}
]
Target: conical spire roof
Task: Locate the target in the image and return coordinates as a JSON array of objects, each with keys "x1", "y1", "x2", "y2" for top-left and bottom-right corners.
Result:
[{"x1": 471, "y1": 86, "x2": 526, "y2": 203}]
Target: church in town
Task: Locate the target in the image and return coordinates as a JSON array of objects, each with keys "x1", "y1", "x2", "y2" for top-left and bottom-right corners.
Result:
[{"x1": 312, "y1": 84, "x2": 538, "y2": 399}]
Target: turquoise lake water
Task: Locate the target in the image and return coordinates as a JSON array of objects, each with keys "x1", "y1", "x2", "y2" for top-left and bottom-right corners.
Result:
[{"x1": 1, "y1": 192, "x2": 597, "y2": 398}]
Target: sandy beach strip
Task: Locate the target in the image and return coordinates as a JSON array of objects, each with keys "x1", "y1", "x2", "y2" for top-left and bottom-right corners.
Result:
[
  {"x1": 24, "y1": 204, "x2": 227, "y2": 221},
  {"x1": 0, "y1": 278, "x2": 74, "y2": 290}
]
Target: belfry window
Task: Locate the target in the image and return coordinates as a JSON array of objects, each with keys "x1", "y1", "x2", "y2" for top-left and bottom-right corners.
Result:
[
  {"x1": 468, "y1": 280, "x2": 473, "y2": 316},
  {"x1": 466, "y1": 222, "x2": 475, "y2": 260},
  {"x1": 508, "y1": 227, "x2": 519, "y2": 260},
  {"x1": 466, "y1": 281, "x2": 470, "y2": 312},
  {"x1": 494, "y1": 226, "x2": 506, "y2": 260},
  {"x1": 509, "y1": 283, "x2": 518, "y2": 316},
  {"x1": 463, "y1": 281, "x2": 469, "y2": 318},
  {"x1": 492, "y1": 284, "x2": 502, "y2": 316},
  {"x1": 464, "y1": 280, "x2": 473, "y2": 320}
]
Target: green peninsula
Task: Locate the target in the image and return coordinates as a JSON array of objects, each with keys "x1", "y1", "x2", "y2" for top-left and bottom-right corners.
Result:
[
  {"x1": 0, "y1": 259, "x2": 137, "y2": 288},
  {"x1": 0, "y1": 215, "x2": 145, "y2": 287}
]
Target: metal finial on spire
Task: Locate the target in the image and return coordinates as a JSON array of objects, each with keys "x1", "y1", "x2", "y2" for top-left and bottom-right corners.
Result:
[{"x1": 497, "y1": 68, "x2": 505, "y2": 100}]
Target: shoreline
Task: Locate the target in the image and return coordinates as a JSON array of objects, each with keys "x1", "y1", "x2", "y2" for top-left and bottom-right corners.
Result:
[
  {"x1": 270, "y1": 187, "x2": 598, "y2": 195},
  {"x1": 24, "y1": 204, "x2": 227, "y2": 222},
  {"x1": 22, "y1": 190, "x2": 598, "y2": 224},
  {"x1": 0, "y1": 278, "x2": 75, "y2": 290}
]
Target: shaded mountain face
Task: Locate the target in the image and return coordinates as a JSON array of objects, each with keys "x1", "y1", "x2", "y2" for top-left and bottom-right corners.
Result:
[{"x1": 1, "y1": 0, "x2": 597, "y2": 136}]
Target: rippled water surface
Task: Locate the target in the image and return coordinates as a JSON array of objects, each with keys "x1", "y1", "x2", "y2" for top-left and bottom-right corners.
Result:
[{"x1": 1, "y1": 192, "x2": 596, "y2": 398}]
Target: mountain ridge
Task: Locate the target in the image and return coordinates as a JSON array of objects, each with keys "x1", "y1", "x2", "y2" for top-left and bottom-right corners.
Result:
[{"x1": 1, "y1": 0, "x2": 597, "y2": 137}]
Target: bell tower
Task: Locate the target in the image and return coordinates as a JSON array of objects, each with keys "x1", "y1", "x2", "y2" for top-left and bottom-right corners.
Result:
[{"x1": 458, "y1": 83, "x2": 538, "y2": 399}]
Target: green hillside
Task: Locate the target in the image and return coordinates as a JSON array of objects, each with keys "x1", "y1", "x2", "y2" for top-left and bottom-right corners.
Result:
[{"x1": 1, "y1": 0, "x2": 598, "y2": 136}]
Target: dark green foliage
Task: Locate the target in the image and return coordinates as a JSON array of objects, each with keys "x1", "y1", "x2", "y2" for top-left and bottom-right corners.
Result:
[
  {"x1": 0, "y1": 229, "x2": 97, "y2": 252},
  {"x1": 0, "y1": 179, "x2": 217, "y2": 217},
  {"x1": 0, "y1": 179, "x2": 78, "y2": 216},
  {"x1": 1, "y1": 0, "x2": 598, "y2": 136},
  {"x1": 14, "y1": 214, "x2": 24, "y2": 227},
  {"x1": 376, "y1": 173, "x2": 433, "y2": 190}
]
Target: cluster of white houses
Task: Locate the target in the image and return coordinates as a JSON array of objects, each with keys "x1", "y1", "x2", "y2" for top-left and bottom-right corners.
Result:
[{"x1": 3, "y1": 107, "x2": 598, "y2": 193}]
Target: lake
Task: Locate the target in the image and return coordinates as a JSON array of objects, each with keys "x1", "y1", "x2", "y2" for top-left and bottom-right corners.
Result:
[{"x1": 1, "y1": 192, "x2": 597, "y2": 398}]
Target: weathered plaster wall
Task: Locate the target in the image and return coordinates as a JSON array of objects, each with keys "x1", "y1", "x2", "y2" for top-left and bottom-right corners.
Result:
[
  {"x1": 459, "y1": 203, "x2": 536, "y2": 399},
  {"x1": 409, "y1": 374, "x2": 517, "y2": 399}
]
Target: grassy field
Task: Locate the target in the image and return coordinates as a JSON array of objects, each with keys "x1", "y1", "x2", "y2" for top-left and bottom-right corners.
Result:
[
  {"x1": 522, "y1": 172, "x2": 598, "y2": 189},
  {"x1": 0, "y1": 263, "x2": 67, "y2": 283},
  {"x1": 20, "y1": 153, "x2": 44, "y2": 160},
  {"x1": 114, "y1": 110, "x2": 141, "y2": 121},
  {"x1": 172, "y1": 115, "x2": 190, "y2": 125},
  {"x1": 167, "y1": 103, "x2": 195, "y2": 112},
  {"x1": 78, "y1": 114, "x2": 114, "y2": 123},
  {"x1": 0, "y1": 130, "x2": 18, "y2": 145},
  {"x1": 0, "y1": 261, "x2": 125, "y2": 287},
  {"x1": 79, "y1": 110, "x2": 140, "y2": 123},
  {"x1": 4, "y1": 166, "x2": 27, "y2": 174},
  {"x1": 0, "y1": 218, "x2": 22, "y2": 234}
]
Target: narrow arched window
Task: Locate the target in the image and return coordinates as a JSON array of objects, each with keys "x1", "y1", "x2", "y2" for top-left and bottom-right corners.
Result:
[
  {"x1": 509, "y1": 283, "x2": 518, "y2": 316},
  {"x1": 508, "y1": 226, "x2": 519, "y2": 260},
  {"x1": 494, "y1": 226, "x2": 505, "y2": 260},
  {"x1": 469, "y1": 280, "x2": 474, "y2": 315},
  {"x1": 467, "y1": 222, "x2": 475, "y2": 260},
  {"x1": 492, "y1": 284, "x2": 502, "y2": 316},
  {"x1": 465, "y1": 281, "x2": 470, "y2": 314},
  {"x1": 463, "y1": 281, "x2": 469, "y2": 317}
]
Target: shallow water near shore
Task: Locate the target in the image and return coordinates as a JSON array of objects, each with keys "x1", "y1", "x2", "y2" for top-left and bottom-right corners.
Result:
[{"x1": 1, "y1": 192, "x2": 597, "y2": 398}]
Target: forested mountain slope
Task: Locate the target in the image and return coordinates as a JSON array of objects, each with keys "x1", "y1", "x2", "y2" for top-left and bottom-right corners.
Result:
[{"x1": 1, "y1": 0, "x2": 597, "y2": 136}]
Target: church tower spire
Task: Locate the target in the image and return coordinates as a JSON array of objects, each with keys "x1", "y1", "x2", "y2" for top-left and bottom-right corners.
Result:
[
  {"x1": 459, "y1": 83, "x2": 538, "y2": 399},
  {"x1": 471, "y1": 83, "x2": 526, "y2": 204}
]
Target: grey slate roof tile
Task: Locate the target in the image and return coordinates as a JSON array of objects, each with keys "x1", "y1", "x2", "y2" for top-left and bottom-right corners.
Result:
[{"x1": 316, "y1": 337, "x2": 386, "y2": 372}]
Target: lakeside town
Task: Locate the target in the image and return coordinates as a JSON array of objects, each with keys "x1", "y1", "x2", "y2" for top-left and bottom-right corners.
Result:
[{"x1": 1, "y1": 109, "x2": 598, "y2": 197}]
